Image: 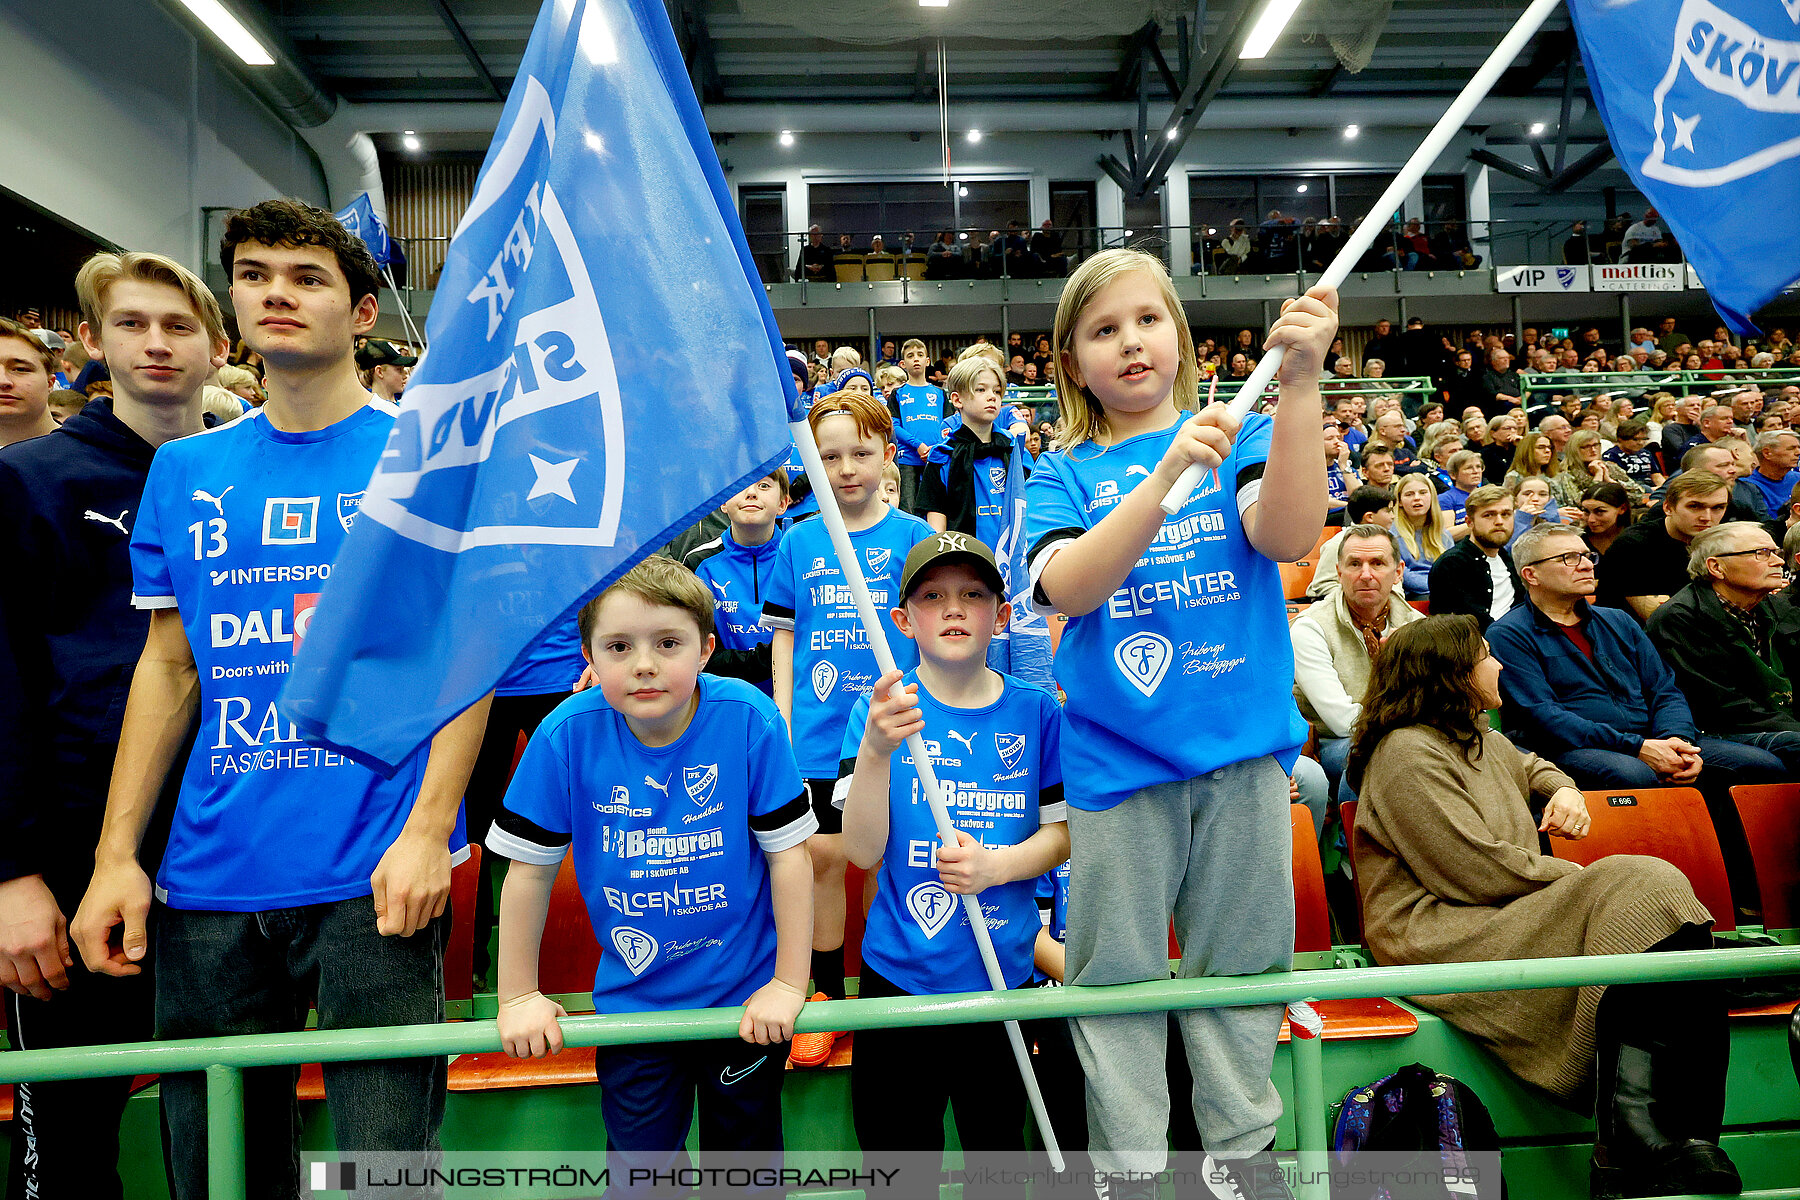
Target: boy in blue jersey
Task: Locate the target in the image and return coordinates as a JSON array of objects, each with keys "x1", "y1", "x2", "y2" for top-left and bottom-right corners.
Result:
[
  {"x1": 69, "y1": 200, "x2": 491, "y2": 1200},
  {"x1": 760, "y1": 392, "x2": 935, "y2": 1065},
  {"x1": 487, "y1": 557, "x2": 815, "y2": 1198},
  {"x1": 684, "y1": 470, "x2": 789, "y2": 692},
  {"x1": 835, "y1": 533, "x2": 1067, "y2": 1180},
  {"x1": 893, "y1": 338, "x2": 948, "y2": 512},
  {"x1": 919, "y1": 356, "x2": 1028, "y2": 549}
]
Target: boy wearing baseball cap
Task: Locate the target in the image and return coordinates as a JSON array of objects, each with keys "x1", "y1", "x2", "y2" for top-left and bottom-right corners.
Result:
[
  {"x1": 835, "y1": 532, "x2": 1068, "y2": 1175},
  {"x1": 354, "y1": 338, "x2": 417, "y2": 403}
]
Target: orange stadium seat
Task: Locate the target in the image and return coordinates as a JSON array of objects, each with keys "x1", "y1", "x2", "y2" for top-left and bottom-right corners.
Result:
[
  {"x1": 1558, "y1": 788, "x2": 1737, "y2": 931},
  {"x1": 444, "y1": 846, "x2": 483, "y2": 1003},
  {"x1": 832, "y1": 254, "x2": 865, "y2": 283},
  {"x1": 1729, "y1": 783, "x2": 1800, "y2": 930}
]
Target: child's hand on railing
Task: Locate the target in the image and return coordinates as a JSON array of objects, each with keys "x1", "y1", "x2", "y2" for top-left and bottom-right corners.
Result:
[
  {"x1": 740, "y1": 978, "x2": 807, "y2": 1045},
  {"x1": 498, "y1": 990, "x2": 568, "y2": 1058}
]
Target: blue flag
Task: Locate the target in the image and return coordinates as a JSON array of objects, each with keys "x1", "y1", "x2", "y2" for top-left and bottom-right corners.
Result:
[
  {"x1": 987, "y1": 435, "x2": 1053, "y2": 692},
  {"x1": 283, "y1": 0, "x2": 799, "y2": 773},
  {"x1": 333, "y1": 193, "x2": 398, "y2": 271},
  {"x1": 1568, "y1": 0, "x2": 1800, "y2": 334}
]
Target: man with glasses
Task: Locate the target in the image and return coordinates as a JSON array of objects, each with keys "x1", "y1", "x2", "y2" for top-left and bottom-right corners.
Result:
[
  {"x1": 1648, "y1": 523, "x2": 1800, "y2": 776},
  {"x1": 1489, "y1": 524, "x2": 1790, "y2": 912}
]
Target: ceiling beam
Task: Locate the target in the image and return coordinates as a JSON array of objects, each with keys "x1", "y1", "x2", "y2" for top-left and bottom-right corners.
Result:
[
  {"x1": 1498, "y1": 27, "x2": 1575, "y2": 95},
  {"x1": 426, "y1": 0, "x2": 502, "y2": 101}
]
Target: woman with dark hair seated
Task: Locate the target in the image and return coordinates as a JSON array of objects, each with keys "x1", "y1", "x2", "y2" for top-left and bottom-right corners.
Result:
[{"x1": 1347, "y1": 615, "x2": 1740, "y2": 1199}]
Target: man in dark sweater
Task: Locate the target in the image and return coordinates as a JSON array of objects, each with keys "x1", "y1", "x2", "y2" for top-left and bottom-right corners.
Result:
[
  {"x1": 1428, "y1": 485, "x2": 1523, "y2": 630},
  {"x1": 1597, "y1": 469, "x2": 1730, "y2": 622},
  {"x1": 1659, "y1": 394, "x2": 1705, "y2": 470},
  {"x1": 0, "y1": 251, "x2": 223, "y2": 1197}
]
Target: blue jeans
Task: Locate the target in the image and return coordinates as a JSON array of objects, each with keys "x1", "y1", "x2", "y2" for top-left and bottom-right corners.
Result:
[
  {"x1": 1716, "y1": 730, "x2": 1800, "y2": 775},
  {"x1": 154, "y1": 896, "x2": 448, "y2": 1200},
  {"x1": 1317, "y1": 736, "x2": 1358, "y2": 810},
  {"x1": 1290, "y1": 755, "x2": 1328, "y2": 837}
]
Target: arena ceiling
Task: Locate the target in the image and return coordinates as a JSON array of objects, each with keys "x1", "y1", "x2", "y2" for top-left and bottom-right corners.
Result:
[{"x1": 251, "y1": 0, "x2": 1585, "y2": 114}]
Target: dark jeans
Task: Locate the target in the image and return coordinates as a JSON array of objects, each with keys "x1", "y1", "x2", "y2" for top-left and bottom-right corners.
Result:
[
  {"x1": 153, "y1": 896, "x2": 448, "y2": 1200},
  {"x1": 1317, "y1": 736, "x2": 1358, "y2": 809},
  {"x1": 5, "y1": 963, "x2": 154, "y2": 1200},
  {"x1": 593, "y1": 1036, "x2": 789, "y2": 1200},
  {"x1": 853, "y1": 964, "x2": 1028, "y2": 1200},
  {"x1": 1555, "y1": 736, "x2": 1789, "y2": 916},
  {"x1": 897, "y1": 463, "x2": 924, "y2": 515},
  {"x1": 465, "y1": 691, "x2": 569, "y2": 979}
]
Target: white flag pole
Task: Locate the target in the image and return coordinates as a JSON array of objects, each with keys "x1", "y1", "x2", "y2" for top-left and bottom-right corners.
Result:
[
  {"x1": 1161, "y1": 0, "x2": 1568, "y2": 515},
  {"x1": 787, "y1": 416, "x2": 1066, "y2": 1172},
  {"x1": 381, "y1": 263, "x2": 426, "y2": 350}
]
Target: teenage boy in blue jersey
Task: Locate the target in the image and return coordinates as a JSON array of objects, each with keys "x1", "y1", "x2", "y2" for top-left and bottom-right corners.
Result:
[
  {"x1": 893, "y1": 338, "x2": 947, "y2": 512},
  {"x1": 761, "y1": 392, "x2": 935, "y2": 1065},
  {"x1": 684, "y1": 469, "x2": 790, "y2": 692},
  {"x1": 919, "y1": 356, "x2": 1027, "y2": 549},
  {"x1": 487, "y1": 556, "x2": 815, "y2": 1199},
  {"x1": 69, "y1": 200, "x2": 490, "y2": 1200},
  {"x1": 0, "y1": 250, "x2": 225, "y2": 1200},
  {"x1": 836, "y1": 533, "x2": 1066, "y2": 1183}
]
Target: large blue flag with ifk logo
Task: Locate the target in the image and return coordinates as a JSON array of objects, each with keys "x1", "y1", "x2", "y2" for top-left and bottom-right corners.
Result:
[
  {"x1": 283, "y1": 0, "x2": 800, "y2": 772},
  {"x1": 1569, "y1": 0, "x2": 1800, "y2": 333}
]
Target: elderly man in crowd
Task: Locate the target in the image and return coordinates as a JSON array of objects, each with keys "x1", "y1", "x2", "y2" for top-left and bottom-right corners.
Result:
[
  {"x1": 1291, "y1": 523, "x2": 1424, "y2": 803},
  {"x1": 1599, "y1": 469, "x2": 1730, "y2": 620},
  {"x1": 1538, "y1": 413, "x2": 1574, "y2": 461},
  {"x1": 1647, "y1": 522, "x2": 1800, "y2": 775},
  {"x1": 1660, "y1": 394, "x2": 1705, "y2": 469},
  {"x1": 1743, "y1": 429, "x2": 1800, "y2": 516},
  {"x1": 1308, "y1": 487, "x2": 1396, "y2": 600},
  {"x1": 1491, "y1": 523, "x2": 1787, "y2": 913},
  {"x1": 1480, "y1": 348, "x2": 1524, "y2": 418},
  {"x1": 1428, "y1": 485, "x2": 1522, "y2": 630}
]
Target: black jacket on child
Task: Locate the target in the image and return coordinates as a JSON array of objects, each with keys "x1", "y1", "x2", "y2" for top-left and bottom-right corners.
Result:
[{"x1": 0, "y1": 399, "x2": 177, "y2": 903}]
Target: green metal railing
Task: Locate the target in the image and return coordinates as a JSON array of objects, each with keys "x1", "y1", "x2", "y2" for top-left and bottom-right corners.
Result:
[
  {"x1": 1521, "y1": 368, "x2": 1800, "y2": 400},
  {"x1": 3, "y1": 946, "x2": 1798, "y2": 1199},
  {"x1": 1005, "y1": 376, "x2": 1437, "y2": 412}
]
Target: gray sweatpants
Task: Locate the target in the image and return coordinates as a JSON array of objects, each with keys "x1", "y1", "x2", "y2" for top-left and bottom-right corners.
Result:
[{"x1": 1064, "y1": 755, "x2": 1294, "y2": 1175}]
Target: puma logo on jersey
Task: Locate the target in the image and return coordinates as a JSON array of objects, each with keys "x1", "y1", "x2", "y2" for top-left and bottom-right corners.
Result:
[
  {"x1": 945, "y1": 730, "x2": 977, "y2": 756},
  {"x1": 709, "y1": 579, "x2": 729, "y2": 596},
  {"x1": 1126, "y1": 465, "x2": 1152, "y2": 478},
  {"x1": 192, "y1": 486, "x2": 233, "y2": 515},
  {"x1": 644, "y1": 774, "x2": 671, "y2": 798},
  {"x1": 83, "y1": 508, "x2": 129, "y2": 534}
]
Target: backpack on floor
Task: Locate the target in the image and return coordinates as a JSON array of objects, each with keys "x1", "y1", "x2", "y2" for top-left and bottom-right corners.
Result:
[{"x1": 1330, "y1": 1063, "x2": 1503, "y2": 1200}]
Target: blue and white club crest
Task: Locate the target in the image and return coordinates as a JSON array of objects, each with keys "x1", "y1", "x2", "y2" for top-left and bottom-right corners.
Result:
[
  {"x1": 359, "y1": 77, "x2": 626, "y2": 552},
  {"x1": 337, "y1": 491, "x2": 365, "y2": 532},
  {"x1": 1556, "y1": 267, "x2": 1578, "y2": 288},
  {"x1": 1644, "y1": 1, "x2": 1800, "y2": 187},
  {"x1": 864, "y1": 547, "x2": 892, "y2": 576},
  {"x1": 611, "y1": 926, "x2": 658, "y2": 976},
  {"x1": 995, "y1": 732, "x2": 1026, "y2": 772},
  {"x1": 988, "y1": 463, "x2": 1008, "y2": 489},
  {"x1": 905, "y1": 881, "x2": 958, "y2": 939},
  {"x1": 1113, "y1": 631, "x2": 1173, "y2": 697},
  {"x1": 684, "y1": 763, "x2": 718, "y2": 807},
  {"x1": 811, "y1": 659, "x2": 838, "y2": 703}
]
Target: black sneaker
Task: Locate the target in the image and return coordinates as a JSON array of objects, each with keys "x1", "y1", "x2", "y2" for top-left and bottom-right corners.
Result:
[
  {"x1": 1199, "y1": 1152, "x2": 1296, "y2": 1200},
  {"x1": 1100, "y1": 1173, "x2": 1160, "y2": 1200}
]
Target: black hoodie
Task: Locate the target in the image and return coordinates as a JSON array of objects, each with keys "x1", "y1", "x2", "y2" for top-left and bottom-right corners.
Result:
[{"x1": 0, "y1": 399, "x2": 177, "y2": 902}]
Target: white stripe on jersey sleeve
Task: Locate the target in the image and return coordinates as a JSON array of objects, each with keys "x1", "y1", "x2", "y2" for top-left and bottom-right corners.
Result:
[
  {"x1": 760, "y1": 611, "x2": 795, "y2": 632},
  {"x1": 753, "y1": 807, "x2": 819, "y2": 854},
  {"x1": 485, "y1": 823, "x2": 567, "y2": 867},
  {"x1": 1040, "y1": 800, "x2": 1069, "y2": 825},
  {"x1": 1026, "y1": 537, "x2": 1078, "y2": 617},
  {"x1": 831, "y1": 775, "x2": 852, "y2": 810},
  {"x1": 132, "y1": 594, "x2": 178, "y2": 610},
  {"x1": 1236, "y1": 477, "x2": 1263, "y2": 518}
]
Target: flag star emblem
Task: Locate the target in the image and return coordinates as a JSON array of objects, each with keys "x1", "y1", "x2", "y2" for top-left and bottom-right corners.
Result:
[
  {"x1": 1670, "y1": 112, "x2": 1700, "y2": 154},
  {"x1": 526, "y1": 454, "x2": 579, "y2": 503}
]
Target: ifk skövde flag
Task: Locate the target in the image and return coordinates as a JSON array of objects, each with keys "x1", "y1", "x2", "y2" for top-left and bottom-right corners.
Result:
[
  {"x1": 1568, "y1": 0, "x2": 1800, "y2": 333},
  {"x1": 334, "y1": 193, "x2": 399, "y2": 272},
  {"x1": 283, "y1": 0, "x2": 799, "y2": 773}
]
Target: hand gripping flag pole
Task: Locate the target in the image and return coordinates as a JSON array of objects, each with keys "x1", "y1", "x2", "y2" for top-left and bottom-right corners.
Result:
[
  {"x1": 1161, "y1": 0, "x2": 1567, "y2": 515},
  {"x1": 788, "y1": 416, "x2": 1065, "y2": 1172}
]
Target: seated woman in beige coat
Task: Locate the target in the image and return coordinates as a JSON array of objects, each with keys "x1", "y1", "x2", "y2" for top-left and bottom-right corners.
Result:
[{"x1": 1346, "y1": 614, "x2": 1739, "y2": 1200}]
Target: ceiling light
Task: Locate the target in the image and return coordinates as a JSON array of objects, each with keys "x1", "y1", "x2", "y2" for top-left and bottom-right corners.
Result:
[
  {"x1": 403, "y1": 129, "x2": 416, "y2": 136},
  {"x1": 402, "y1": 135, "x2": 422, "y2": 152},
  {"x1": 1343, "y1": 124, "x2": 1359, "y2": 139},
  {"x1": 779, "y1": 130, "x2": 794, "y2": 146},
  {"x1": 175, "y1": 0, "x2": 274, "y2": 65},
  {"x1": 1297, "y1": 183, "x2": 1308, "y2": 193},
  {"x1": 958, "y1": 185, "x2": 969, "y2": 196},
  {"x1": 1165, "y1": 127, "x2": 1179, "y2": 140},
  {"x1": 966, "y1": 129, "x2": 982, "y2": 144},
  {"x1": 1530, "y1": 122, "x2": 1546, "y2": 136},
  {"x1": 919, "y1": 0, "x2": 950, "y2": 7},
  {"x1": 958, "y1": 232, "x2": 968, "y2": 240},
  {"x1": 1124, "y1": 229, "x2": 1134, "y2": 238},
  {"x1": 1240, "y1": 0, "x2": 1304, "y2": 59}
]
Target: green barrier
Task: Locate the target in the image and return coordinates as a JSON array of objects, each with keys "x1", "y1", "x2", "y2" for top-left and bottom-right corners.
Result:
[
  {"x1": 3, "y1": 946, "x2": 1797, "y2": 1200},
  {"x1": 1522, "y1": 368, "x2": 1800, "y2": 398},
  {"x1": 1007, "y1": 377, "x2": 1437, "y2": 409}
]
